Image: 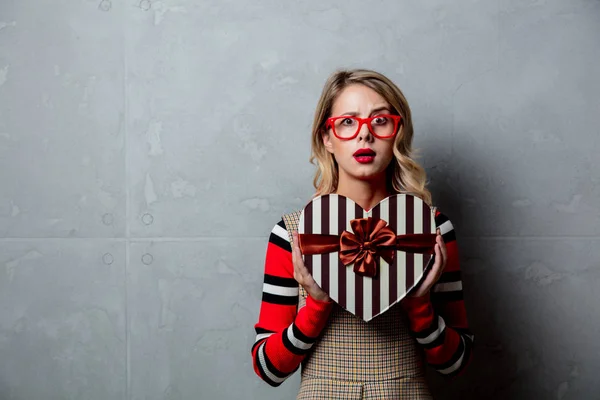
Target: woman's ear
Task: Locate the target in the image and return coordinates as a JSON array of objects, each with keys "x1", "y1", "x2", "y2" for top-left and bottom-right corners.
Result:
[{"x1": 322, "y1": 129, "x2": 334, "y2": 154}]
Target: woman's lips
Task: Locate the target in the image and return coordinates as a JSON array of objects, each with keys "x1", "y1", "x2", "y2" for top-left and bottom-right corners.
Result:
[
  {"x1": 353, "y1": 148, "x2": 376, "y2": 163},
  {"x1": 354, "y1": 155, "x2": 375, "y2": 164}
]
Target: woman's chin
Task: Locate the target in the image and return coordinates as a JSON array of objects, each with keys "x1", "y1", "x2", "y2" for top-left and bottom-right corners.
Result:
[{"x1": 347, "y1": 168, "x2": 387, "y2": 182}]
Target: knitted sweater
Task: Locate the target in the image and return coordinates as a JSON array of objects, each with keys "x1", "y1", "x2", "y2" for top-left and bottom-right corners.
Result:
[{"x1": 251, "y1": 210, "x2": 474, "y2": 386}]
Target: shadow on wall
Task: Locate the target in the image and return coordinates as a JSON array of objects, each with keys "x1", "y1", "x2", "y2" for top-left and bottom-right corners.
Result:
[{"x1": 425, "y1": 133, "x2": 519, "y2": 400}]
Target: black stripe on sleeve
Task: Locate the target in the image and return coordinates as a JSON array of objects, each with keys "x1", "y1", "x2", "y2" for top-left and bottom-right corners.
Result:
[
  {"x1": 434, "y1": 213, "x2": 450, "y2": 227},
  {"x1": 434, "y1": 212, "x2": 457, "y2": 243},
  {"x1": 251, "y1": 338, "x2": 265, "y2": 353},
  {"x1": 431, "y1": 290, "x2": 464, "y2": 303},
  {"x1": 441, "y1": 229, "x2": 456, "y2": 243},
  {"x1": 436, "y1": 271, "x2": 462, "y2": 284},
  {"x1": 429, "y1": 334, "x2": 466, "y2": 372},
  {"x1": 255, "y1": 327, "x2": 275, "y2": 335},
  {"x1": 262, "y1": 292, "x2": 298, "y2": 306},
  {"x1": 264, "y1": 274, "x2": 298, "y2": 288},
  {"x1": 269, "y1": 234, "x2": 291, "y2": 252}
]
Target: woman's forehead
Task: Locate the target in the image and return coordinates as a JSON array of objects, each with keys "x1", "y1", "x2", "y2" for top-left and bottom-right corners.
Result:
[{"x1": 332, "y1": 84, "x2": 390, "y2": 114}]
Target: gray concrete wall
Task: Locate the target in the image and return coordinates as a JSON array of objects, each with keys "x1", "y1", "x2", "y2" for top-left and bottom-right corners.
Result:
[{"x1": 0, "y1": 0, "x2": 598, "y2": 399}]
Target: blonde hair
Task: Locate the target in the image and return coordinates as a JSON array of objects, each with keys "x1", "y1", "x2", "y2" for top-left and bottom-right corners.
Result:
[{"x1": 309, "y1": 68, "x2": 432, "y2": 205}]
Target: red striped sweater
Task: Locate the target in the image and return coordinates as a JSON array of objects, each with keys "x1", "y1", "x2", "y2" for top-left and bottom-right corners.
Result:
[{"x1": 251, "y1": 210, "x2": 474, "y2": 386}]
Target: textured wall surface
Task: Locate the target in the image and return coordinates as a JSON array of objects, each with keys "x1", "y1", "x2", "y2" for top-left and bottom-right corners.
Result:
[{"x1": 0, "y1": 0, "x2": 599, "y2": 399}]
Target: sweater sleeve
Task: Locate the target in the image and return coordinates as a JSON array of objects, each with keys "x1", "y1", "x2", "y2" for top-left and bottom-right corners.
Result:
[
  {"x1": 251, "y1": 219, "x2": 333, "y2": 387},
  {"x1": 400, "y1": 210, "x2": 474, "y2": 378}
]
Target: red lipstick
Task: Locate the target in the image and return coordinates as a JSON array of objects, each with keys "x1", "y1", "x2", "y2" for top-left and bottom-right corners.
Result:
[{"x1": 353, "y1": 148, "x2": 376, "y2": 163}]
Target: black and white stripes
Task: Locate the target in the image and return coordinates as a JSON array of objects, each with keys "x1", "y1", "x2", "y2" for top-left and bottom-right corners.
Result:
[
  {"x1": 269, "y1": 220, "x2": 292, "y2": 252},
  {"x1": 431, "y1": 334, "x2": 474, "y2": 377},
  {"x1": 434, "y1": 212, "x2": 456, "y2": 243},
  {"x1": 261, "y1": 221, "x2": 298, "y2": 306},
  {"x1": 252, "y1": 328, "x2": 274, "y2": 353},
  {"x1": 416, "y1": 211, "x2": 474, "y2": 377},
  {"x1": 414, "y1": 313, "x2": 474, "y2": 377},
  {"x1": 255, "y1": 341, "x2": 298, "y2": 386},
  {"x1": 432, "y1": 214, "x2": 463, "y2": 303},
  {"x1": 253, "y1": 322, "x2": 314, "y2": 387},
  {"x1": 432, "y1": 271, "x2": 464, "y2": 302},
  {"x1": 282, "y1": 323, "x2": 317, "y2": 355},
  {"x1": 262, "y1": 275, "x2": 299, "y2": 305},
  {"x1": 415, "y1": 315, "x2": 447, "y2": 349}
]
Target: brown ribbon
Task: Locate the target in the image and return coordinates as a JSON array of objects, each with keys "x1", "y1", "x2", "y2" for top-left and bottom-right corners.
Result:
[{"x1": 298, "y1": 217, "x2": 436, "y2": 278}]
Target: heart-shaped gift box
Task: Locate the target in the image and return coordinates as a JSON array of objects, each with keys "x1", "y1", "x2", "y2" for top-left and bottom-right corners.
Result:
[{"x1": 297, "y1": 194, "x2": 437, "y2": 322}]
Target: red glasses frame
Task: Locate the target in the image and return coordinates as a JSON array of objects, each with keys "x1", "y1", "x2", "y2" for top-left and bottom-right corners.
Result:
[{"x1": 325, "y1": 114, "x2": 402, "y2": 140}]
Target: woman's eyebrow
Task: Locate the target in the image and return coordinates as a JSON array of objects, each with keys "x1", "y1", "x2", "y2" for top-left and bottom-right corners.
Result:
[{"x1": 370, "y1": 106, "x2": 391, "y2": 115}]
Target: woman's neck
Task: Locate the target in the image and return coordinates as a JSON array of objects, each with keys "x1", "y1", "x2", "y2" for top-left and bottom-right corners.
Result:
[{"x1": 335, "y1": 176, "x2": 391, "y2": 211}]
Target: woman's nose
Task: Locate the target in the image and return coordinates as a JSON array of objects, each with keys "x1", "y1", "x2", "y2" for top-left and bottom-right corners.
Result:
[{"x1": 357, "y1": 123, "x2": 373, "y2": 142}]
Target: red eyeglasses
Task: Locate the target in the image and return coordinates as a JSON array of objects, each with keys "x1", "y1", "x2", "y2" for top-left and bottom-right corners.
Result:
[{"x1": 325, "y1": 114, "x2": 402, "y2": 140}]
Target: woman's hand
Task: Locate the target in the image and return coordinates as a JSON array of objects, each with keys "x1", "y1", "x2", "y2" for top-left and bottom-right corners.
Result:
[
  {"x1": 408, "y1": 228, "x2": 448, "y2": 298},
  {"x1": 291, "y1": 231, "x2": 330, "y2": 303}
]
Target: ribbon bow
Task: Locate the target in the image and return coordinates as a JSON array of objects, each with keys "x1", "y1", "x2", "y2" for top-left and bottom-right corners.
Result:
[{"x1": 298, "y1": 217, "x2": 436, "y2": 278}]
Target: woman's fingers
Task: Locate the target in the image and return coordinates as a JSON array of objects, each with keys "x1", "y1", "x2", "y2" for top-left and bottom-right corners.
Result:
[
  {"x1": 292, "y1": 231, "x2": 310, "y2": 283},
  {"x1": 436, "y1": 231, "x2": 447, "y2": 276},
  {"x1": 439, "y1": 239, "x2": 448, "y2": 268},
  {"x1": 409, "y1": 242, "x2": 443, "y2": 297},
  {"x1": 291, "y1": 232, "x2": 301, "y2": 279},
  {"x1": 431, "y1": 242, "x2": 443, "y2": 279},
  {"x1": 290, "y1": 231, "x2": 329, "y2": 302},
  {"x1": 432, "y1": 244, "x2": 445, "y2": 280}
]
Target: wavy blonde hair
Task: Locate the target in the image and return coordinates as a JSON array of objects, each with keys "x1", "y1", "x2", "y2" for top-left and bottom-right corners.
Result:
[{"x1": 310, "y1": 68, "x2": 432, "y2": 205}]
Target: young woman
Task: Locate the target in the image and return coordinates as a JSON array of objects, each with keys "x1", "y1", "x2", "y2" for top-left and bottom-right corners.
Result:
[{"x1": 251, "y1": 69, "x2": 474, "y2": 399}]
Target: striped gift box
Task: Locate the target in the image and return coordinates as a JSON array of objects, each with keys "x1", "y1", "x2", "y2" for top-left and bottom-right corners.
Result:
[{"x1": 298, "y1": 194, "x2": 436, "y2": 322}]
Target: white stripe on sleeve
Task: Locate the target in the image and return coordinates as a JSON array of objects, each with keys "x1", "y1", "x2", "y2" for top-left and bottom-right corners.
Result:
[
  {"x1": 258, "y1": 343, "x2": 287, "y2": 384},
  {"x1": 439, "y1": 220, "x2": 454, "y2": 235},
  {"x1": 254, "y1": 332, "x2": 274, "y2": 344},
  {"x1": 263, "y1": 283, "x2": 299, "y2": 297},
  {"x1": 272, "y1": 224, "x2": 290, "y2": 242},
  {"x1": 433, "y1": 281, "x2": 463, "y2": 292},
  {"x1": 286, "y1": 326, "x2": 312, "y2": 351},
  {"x1": 417, "y1": 316, "x2": 446, "y2": 345}
]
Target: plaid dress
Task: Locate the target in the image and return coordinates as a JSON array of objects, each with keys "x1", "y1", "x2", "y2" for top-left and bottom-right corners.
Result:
[{"x1": 282, "y1": 211, "x2": 433, "y2": 400}]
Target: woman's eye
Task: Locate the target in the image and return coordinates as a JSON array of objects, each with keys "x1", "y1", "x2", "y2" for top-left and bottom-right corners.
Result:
[
  {"x1": 341, "y1": 118, "x2": 355, "y2": 125},
  {"x1": 373, "y1": 116, "x2": 388, "y2": 125}
]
